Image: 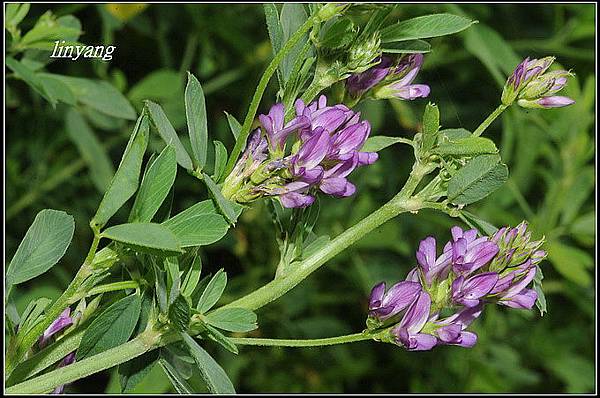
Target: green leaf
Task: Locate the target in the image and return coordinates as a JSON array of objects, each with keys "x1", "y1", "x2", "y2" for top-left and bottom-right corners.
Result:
[
  {"x1": 203, "y1": 173, "x2": 239, "y2": 224},
  {"x1": 547, "y1": 241, "x2": 592, "y2": 287},
  {"x1": 381, "y1": 40, "x2": 431, "y2": 53},
  {"x1": 381, "y1": 13, "x2": 476, "y2": 43},
  {"x1": 38, "y1": 74, "x2": 76, "y2": 105},
  {"x1": 159, "y1": 357, "x2": 195, "y2": 394},
  {"x1": 224, "y1": 111, "x2": 241, "y2": 140},
  {"x1": 204, "y1": 324, "x2": 239, "y2": 354},
  {"x1": 280, "y1": 3, "x2": 309, "y2": 83},
  {"x1": 320, "y1": 18, "x2": 356, "y2": 49},
  {"x1": 447, "y1": 154, "x2": 508, "y2": 205},
  {"x1": 19, "y1": 11, "x2": 81, "y2": 48},
  {"x1": 181, "y1": 333, "x2": 236, "y2": 394},
  {"x1": 162, "y1": 200, "x2": 230, "y2": 247},
  {"x1": 421, "y1": 102, "x2": 440, "y2": 153},
  {"x1": 461, "y1": 210, "x2": 499, "y2": 236},
  {"x1": 129, "y1": 145, "x2": 177, "y2": 223},
  {"x1": 181, "y1": 255, "x2": 202, "y2": 298},
  {"x1": 205, "y1": 308, "x2": 258, "y2": 333},
  {"x1": 7, "y1": 209, "x2": 74, "y2": 286},
  {"x1": 263, "y1": 3, "x2": 284, "y2": 87},
  {"x1": 169, "y1": 295, "x2": 191, "y2": 332},
  {"x1": 128, "y1": 69, "x2": 181, "y2": 104},
  {"x1": 212, "y1": 140, "x2": 228, "y2": 182},
  {"x1": 77, "y1": 294, "x2": 142, "y2": 360},
  {"x1": 185, "y1": 73, "x2": 208, "y2": 169},
  {"x1": 119, "y1": 351, "x2": 159, "y2": 393},
  {"x1": 6, "y1": 3, "x2": 30, "y2": 29},
  {"x1": 532, "y1": 266, "x2": 547, "y2": 316},
  {"x1": 196, "y1": 269, "x2": 227, "y2": 313},
  {"x1": 92, "y1": 113, "x2": 149, "y2": 228},
  {"x1": 145, "y1": 100, "x2": 194, "y2": 170},
  {"x1": 165, "y1": 256, "x2": 181, "y2": 306},
  {"x1": 101, "y1": 223, "x2": 183, "y2": 255},
  {"x1": 39, "y1": 73, "x2": 136, "y2": 119},
  {"x1": 433, "y1": 137, "x2": 498, "y2": 157},
  {"x1": 569, "y1": 211, "x2": 595, "y2": 237},
  {"x1": 65, "y1": 109, "x2": 115, "y2": 192},
  {"x1": 6, "y1": 57, "x2": 55, "y2": 105},
  {"x1": 439, "y1": 128, "x2": 472, "y2": 140},
  {"x1": 361, "y1": 136, "x2": 410, "y2": 152}
]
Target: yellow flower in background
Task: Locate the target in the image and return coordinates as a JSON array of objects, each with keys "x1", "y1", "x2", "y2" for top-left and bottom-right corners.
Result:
[{"x1": 105, "y1": 3, "x2": 149, "y2": 22}]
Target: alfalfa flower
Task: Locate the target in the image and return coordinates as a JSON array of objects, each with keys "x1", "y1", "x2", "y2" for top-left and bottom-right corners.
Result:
[{"x1": 501, "y1": 56, "x2": 574, "y2": 108}]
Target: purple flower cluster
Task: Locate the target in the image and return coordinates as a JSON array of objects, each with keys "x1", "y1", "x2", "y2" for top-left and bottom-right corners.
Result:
[
  {"x1": 39, "y1": 308, "x2": 77, "y2": 394},
  {"x1": 367, "y1": 222, "x2": 546, "y2": 351},
  {"x1": 501, "y1": 56, "x2": 574, "y2": 109},
  {"x1": 346, "y1": 54, "x2": 430, "y2": 101},
  {"x1": 223, "y1": 95, "x2": 378, "y2": 208}
]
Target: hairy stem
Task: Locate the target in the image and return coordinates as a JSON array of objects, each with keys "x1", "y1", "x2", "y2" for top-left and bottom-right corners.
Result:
[
  {"x1": 230, "y1": 332, "x2": 372, "y2": 347},
  {"x1": 473, "y1": 104, "x2": 508, "y2": 137},
  {"x1": 85, "y1": 280, "x2": 139, "y2": 297},
  {"x1": 224, "y1": 16, "x2": 315, "y2": 176}
]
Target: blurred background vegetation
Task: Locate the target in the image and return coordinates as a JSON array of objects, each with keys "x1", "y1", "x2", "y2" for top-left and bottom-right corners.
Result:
[{"x1": 5, "y1": 3, "x2": 595, "y2": 393}]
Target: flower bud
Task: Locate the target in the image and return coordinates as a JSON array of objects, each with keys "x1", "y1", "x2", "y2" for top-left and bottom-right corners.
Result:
[
  {"x1": 315, "y1": 3, "x2": 351, "y2": 23},
  {"x1": 346, "y1": 33, "x2": 382, "y2": 74},
  {"x1": 501, "y1": 56, "x2": 574, "y2": 109}
]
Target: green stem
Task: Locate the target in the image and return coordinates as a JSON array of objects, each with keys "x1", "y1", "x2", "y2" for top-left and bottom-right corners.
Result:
[
  {"x1": 5, "y1": 264, "x2": 93, "y2": 376},
  {"x1": 7, "y1": 164, "x2": 431, "y2": 391},
  {"x1": 6, "y1": 233, "x2": 101, "y2": 376},
  {"x1": 6, "y1": 330, "x2": 163, "y2": 395},
  {"x1": 213, "y1": 165, "x2": 428, "y2": 313},
  {"x1": 473, "y1": 104, "x2": 508, "y2": 137},
  {"x1": 230, "y1": 332, "x2": 372, "y2": 347},
  {"x1": 85, "y1": 280, "x2": 139, "y2": 297},
  {"x1": 224, "y1": 16, "x2": 316, "y2": 177}
]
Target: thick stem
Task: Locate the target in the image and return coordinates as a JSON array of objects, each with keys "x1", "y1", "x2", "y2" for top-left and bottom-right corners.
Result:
[
  {"x1": 224, "y1": 16, "x2": 315, "y2": 177},
  {"x1": 472, "y1": 104, "x2": 508, "y2": 137},
  {"x1": 5, "y1": 330, "x2": 163, "y2": 395},
  {"x1": 230, "y1": 332, "x2": 372, "y2": 347}
]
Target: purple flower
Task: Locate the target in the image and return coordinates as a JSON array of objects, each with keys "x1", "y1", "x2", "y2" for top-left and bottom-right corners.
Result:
[
  {"x1": 451, "y1": 272, "x2": 498, "y2": 307},
  {"x1": 39, "y1": 308, "x2": 73, "y2": 349},
  {"x1": 444, "y1": 227, "x2": 499, "y2": 276},
  {"x1": 373, "y1": 54, "x2": 430, "y2": 100},
  {"x1": 346, "y1": 56, "x2": 393, "y2": 97},
  {"x1": 433, "y1": 304, "x2": 483, "y2": 348},
  {"x1": 502, "y1": 56, "x2": 574, "y2": 108},
  {"x1": 496, "y1": 266, "x2": 538, "y2": 309},
  {"x1": 259, "y1": 103, "x2": 310, "y2": 153},
  {"x1": 368, "y1": 281, "x2": 422, "y2": 321},
  {"x1": 415, "y1": 236, "x2": 452, "y2": 285},
  {"x1": 392, "y1": 291, "x2": 437, "y2": 351}
]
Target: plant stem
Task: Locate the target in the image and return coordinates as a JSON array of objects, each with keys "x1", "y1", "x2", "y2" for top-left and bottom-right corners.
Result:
[
  {"x1": 85, "y1": 280, "x2": 139, "y2": 297},
  {"x1": 213, "y1": 164, "x2": 428, "y2": 313},
  {"x1": 224, "y1": 16, "x2": 315, "y2": 177},
  {"x1": 5, "y1": 264, "x2": 93, "y2": 376},
  {"x1": 7, "y1": 163, "x2": 430, "y2": 392},
  {"x1": 473, "y1": 104, "x2": 508, "y2": 137},
  {"x1": 230, "y1": 332, "x2": 372, "y2": 347},
  {"x1": 6, "y1": 232, "x2": 100, "y2": 376},
  {"x1": 6, "y1": 330, "x2": 163, "y2": 395}
]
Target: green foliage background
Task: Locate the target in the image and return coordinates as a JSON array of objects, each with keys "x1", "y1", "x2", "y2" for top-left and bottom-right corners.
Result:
[{"x1": 5, "y1": 3, "x2": 595, "y2": 393}]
